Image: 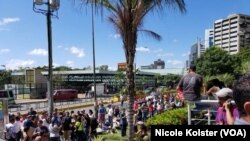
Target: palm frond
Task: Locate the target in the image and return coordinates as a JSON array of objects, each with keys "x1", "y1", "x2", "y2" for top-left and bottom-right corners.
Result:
[{"x1": 138, "y1": 29, "x2": 162, "y2": 41}]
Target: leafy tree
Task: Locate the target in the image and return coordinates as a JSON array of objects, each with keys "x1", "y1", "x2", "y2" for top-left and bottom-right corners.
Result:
[
  {"x1": 163, "y1": 74, "x2": 181, "y2": 88},
  {"x1": 237, "y1": 47, "x2": 250, "y2": 62},
  {"x1": 0, "y1": 70, "x2": 12, "y2": 89},
  {"x1": 241, "y1": 61, "x2": 250, "y2": 74},
  {"x1": 115, "y1": 71, "x2": 125, "y2": 89},
  {"x1": 196, "y1": 47, "x2": 237, "y2": 76},
  {"x1": 97, "y1": 65, "x2": 109, "y2": 71},
  {"x1": 234, "y1": 47, "x2": 250, "y2": 74},
  {"x1": 155, "y1": 73, "x2": 163, "y2": 86},
  {"x1": 78, "y1": 1, "x2": 186, "y2": 140},
  {"x1": 53, "y1": 66, "x2": 72, "y2": 71}
]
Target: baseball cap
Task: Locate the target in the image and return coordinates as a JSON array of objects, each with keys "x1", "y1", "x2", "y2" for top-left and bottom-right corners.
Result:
[{"x1": 215, "y1": 88, "x2": 233, "y2": 98}]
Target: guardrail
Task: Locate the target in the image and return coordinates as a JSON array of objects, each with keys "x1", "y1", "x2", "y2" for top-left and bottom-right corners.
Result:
[
  {"x1": 187, "y1": 99, "x2": 235, "y2": 125},
  {"x1": 9, "y1": 96, "x2": 111, "y2": 114}
]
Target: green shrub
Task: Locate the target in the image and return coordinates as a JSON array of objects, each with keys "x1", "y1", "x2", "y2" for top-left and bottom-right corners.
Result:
[
  {"x1": 146, "y1": 107, "x2": 187, "y2": 126},
  {"x1": 101, "y1": 132, "x2": 127, "y2": 141}
]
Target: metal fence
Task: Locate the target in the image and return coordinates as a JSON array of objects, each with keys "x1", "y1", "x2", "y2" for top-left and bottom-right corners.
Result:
[
  {"x1": 9, "y1": 96, "x2": 110, "y2": 114},
  {"x1": 5, "y1": 83, "x2": 47, "y2": 99}
]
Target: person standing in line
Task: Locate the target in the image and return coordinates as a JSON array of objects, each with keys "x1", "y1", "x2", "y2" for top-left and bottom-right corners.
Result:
[
  {"x1": 120, "y1": 108, "x2": 127, "y2": 137},
  {"x1": 4, "y1": 118, "x2": 15, "y2": 141},
  {"x1": 120, "y1": 94, "x2": 124, "y2": 107},
  {"x1": 177, "y1": 64, "x2": 203, "y2": 102},
  {"x1": 13, "y1": 116, "x2": 22, "y2": 141},
  {"x1": 233, "y1": 73, "x2": 250, "y2": 125}
]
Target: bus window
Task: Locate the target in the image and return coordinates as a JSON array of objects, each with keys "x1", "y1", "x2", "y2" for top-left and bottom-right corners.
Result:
[{"x1": 0, "y1": 91, "x2": 8, "y2": 98}]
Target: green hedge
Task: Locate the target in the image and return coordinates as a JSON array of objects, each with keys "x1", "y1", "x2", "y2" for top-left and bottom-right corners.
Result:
[{"x1": 146, "y1": 107, "x2": 188, "y2": 126}]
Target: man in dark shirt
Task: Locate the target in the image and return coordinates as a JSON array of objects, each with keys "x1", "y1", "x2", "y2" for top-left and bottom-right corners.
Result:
[
  {"x1": 177, "y1": 64, "x2": 203, "y2": 102},
  {"x1": 28, "y1": 107, "x2": 37, "y2": 116},
  {"x1": 89, "y1": 117, "x2": 98, "y2": 139},
  {"x1": 62, "y1": 112, "x2": 71, "y2": 141}
]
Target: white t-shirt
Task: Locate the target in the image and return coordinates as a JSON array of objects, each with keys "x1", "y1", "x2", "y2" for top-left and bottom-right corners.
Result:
[
  {"x1": 108, "y1": 108, "x2": 113, "y2": 117},
  {"x1": 49, "y1": 124, "x2": 60, "y2": 137},
  {"x1": 13, "y1": 121, "x2": 22, "y2": 133},
  {"x1": 42, "y1": 118, "x2": 49, "y2": 128}
]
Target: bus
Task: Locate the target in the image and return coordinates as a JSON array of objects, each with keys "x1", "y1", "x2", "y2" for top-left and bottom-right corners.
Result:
[
  {"x1": 0, "y1": 90, "x2": 15, "y2": 105},
  {"x1": 52, "y1": 89, "x2": 78, "y2": 101}
]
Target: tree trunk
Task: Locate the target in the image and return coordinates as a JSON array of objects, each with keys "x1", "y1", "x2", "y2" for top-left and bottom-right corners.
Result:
[
  {"x1": 126, "y1": 57, "x2": 135, "y2": 141},
  {"x1": 124, "y1": 1, "x2": 136, "y2": 140}
]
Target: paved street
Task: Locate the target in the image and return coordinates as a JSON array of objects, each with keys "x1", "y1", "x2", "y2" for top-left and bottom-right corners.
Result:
[{"x1": 9, "y1": 95, "x2": 113, "y2": 115}]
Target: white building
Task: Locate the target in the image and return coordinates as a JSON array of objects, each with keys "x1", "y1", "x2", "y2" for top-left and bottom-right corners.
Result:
[{"x1": 213, "y1": 13, "x2": 250, "y2": 54}]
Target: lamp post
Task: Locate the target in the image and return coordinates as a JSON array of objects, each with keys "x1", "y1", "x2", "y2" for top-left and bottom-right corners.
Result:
[
  {"x1": 91, "y1": 3, "x2": 97, "y2": 101},
  {"x1": 33, "y1": 0, "x2": 60, "y2": 120}
]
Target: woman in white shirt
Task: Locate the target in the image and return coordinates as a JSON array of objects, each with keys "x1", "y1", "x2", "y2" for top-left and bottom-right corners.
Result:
[{"x1": 49, "y1": 118, "x2": 60, "y2": 141}]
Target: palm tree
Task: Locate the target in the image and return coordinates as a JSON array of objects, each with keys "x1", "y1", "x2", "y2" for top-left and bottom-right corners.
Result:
[{"x1": 79, "y1": 0, "x2": 186, "y2": 140}]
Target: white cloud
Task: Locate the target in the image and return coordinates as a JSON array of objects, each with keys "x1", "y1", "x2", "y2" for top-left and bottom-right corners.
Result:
[
  {"x1": 29, "y1": 48, "x2": 48, "y2": 56},
  {"x1": 153, "y1": 48, "x2": 163, "y2": 53},
  {"x1": 136, "y1": 46, "x2": 150, "y2": 53},
  {"x1": 66, "y1": 61, "x2": 74, "y2": 67},
  {"x1": 0, "y1": 17, "x2": 20, "y2": 26},
  {"x1": 167, "y1": 60, "x2": 183, "y2": 65},
  {"x1": 110, "y1": 33, "x2": 121, "y2": 39},
  {"x1": 57, "y1": 45, "x2": 63, "y2": 48},
  {"x1": 157, "y1": 53, "x2": 174, "y2": 57},
  {"x1": 5, "y1": 59, "x2": 35, "y2": 70},
  {"x1": 69, "y1": 46, "x2": 85, "y2": 58},
  {"x1": 0, "y1": 48, "x2": 10, "y2": 53}
]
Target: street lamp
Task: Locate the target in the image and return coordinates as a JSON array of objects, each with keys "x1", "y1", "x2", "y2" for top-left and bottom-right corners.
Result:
[
  {"x1": 33, "y1": 0, "x2": 60, "y2": 120},
  {"x1": 91, "y1": 3, "x2": 97, "y2": 101}
]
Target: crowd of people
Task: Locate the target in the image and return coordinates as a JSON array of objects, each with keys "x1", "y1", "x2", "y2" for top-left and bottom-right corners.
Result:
[
  {"x1": 3, "y1": 64, "x2": 250, "y2": 141},
  {"x1": 4, "y1": 88, "x2": 185, "y2": 141}
]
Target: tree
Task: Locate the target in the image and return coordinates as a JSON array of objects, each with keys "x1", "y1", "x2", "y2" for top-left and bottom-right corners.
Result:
[
  {"x1": 163, "y1": 74, "x2": 181, "y2": 88},
  {"x1": 155, "y1": 73, "x2": 163, "y2": 86},
  {"x1": 79, "y1": 1, "x2": 186, "y2": 140},
  {"x1": 115, "y1": 70, "x2": 125, "y2": 89},
  {"x1": 196, "y1": 47, "x2": 237, "y2": 76},
  {"x1": 53, "y1": 66, "x2": 72, "y2": 71},
  {"x1": 0, "y1": 70, "x2": 12, "y2": 89},
  {"x1": 235, "y1": 47, "x2": 250, "y2": 74},
  {"x1": 97, "y1": 65, "x2": 109, "y2": 71},
  {"x1": 237, "y1": 47, "x2": 250, "y2": 62}
]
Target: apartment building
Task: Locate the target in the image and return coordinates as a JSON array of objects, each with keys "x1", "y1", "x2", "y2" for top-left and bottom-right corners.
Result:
[
  {"x1": 213, "y1": 13, "x2": 250, "y2": 54},
  {"x1": 205, "y1": 28, "x2": 214, "y2": 49}
]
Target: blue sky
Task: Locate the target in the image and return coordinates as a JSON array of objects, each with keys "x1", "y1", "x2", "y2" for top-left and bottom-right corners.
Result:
[{"x1": 0, "y1": 0, "x2": 250, "y2": 70}]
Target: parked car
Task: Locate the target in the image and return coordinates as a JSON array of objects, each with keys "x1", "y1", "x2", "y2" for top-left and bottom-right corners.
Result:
[{"x1": 52, "y1": 89, "x2": 78, "y2": 101}]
